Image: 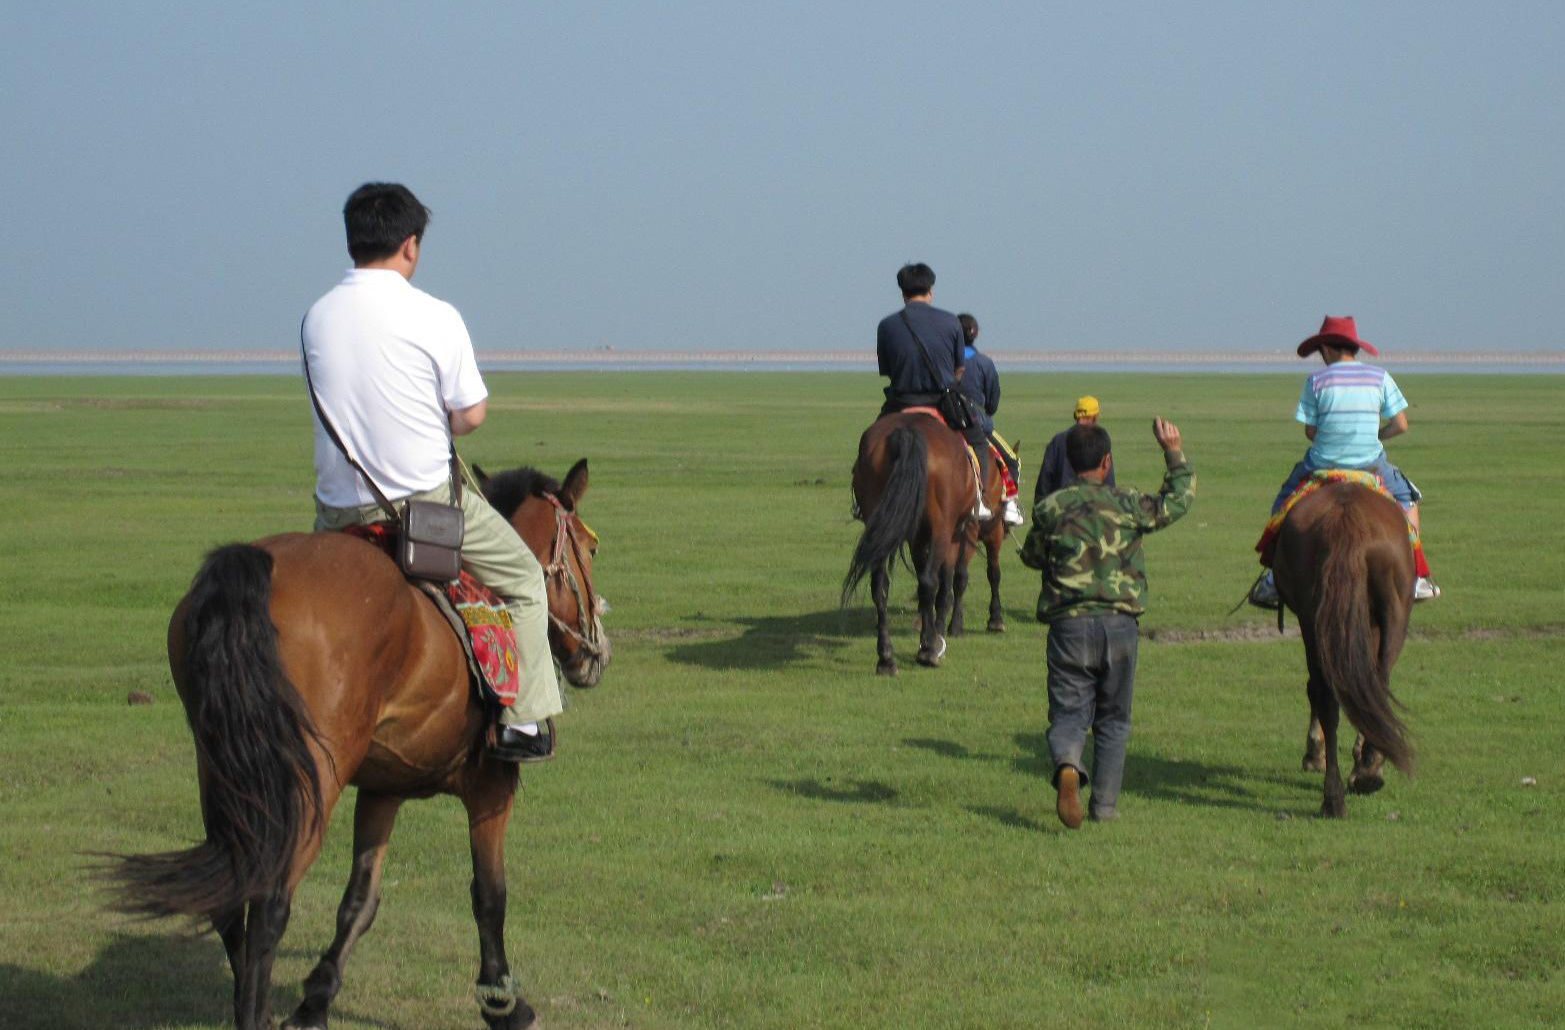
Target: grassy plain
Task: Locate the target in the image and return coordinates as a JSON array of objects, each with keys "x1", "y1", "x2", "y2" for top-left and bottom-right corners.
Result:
[{"x1": 0, "y1": 371, "x2": 1561, "y2": 1030}]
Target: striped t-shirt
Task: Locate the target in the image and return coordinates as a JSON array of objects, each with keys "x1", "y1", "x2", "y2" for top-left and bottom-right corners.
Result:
[{"x1": 1296, "y1": 360, "x2": 1408, "y2": 468}]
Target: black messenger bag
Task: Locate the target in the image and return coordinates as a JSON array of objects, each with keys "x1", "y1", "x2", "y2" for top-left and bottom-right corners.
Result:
[{"x1": 301, "y1": 321, "x2": 465, "y2": 583}]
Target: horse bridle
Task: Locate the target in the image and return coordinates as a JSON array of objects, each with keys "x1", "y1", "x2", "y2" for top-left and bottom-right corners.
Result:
[{"x1": 541, "y1": 493, "x2": 605, "y2": 661}]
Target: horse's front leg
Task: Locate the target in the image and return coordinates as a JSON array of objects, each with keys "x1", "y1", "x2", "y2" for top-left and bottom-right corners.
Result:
[
  {"x1": 948, "y1": 546, "x2": 969, "y2": 637},
  {"x1": 284, "y1": 792, "x2": 404, "y2": 1030},
  {"x1": 984, "y1": 529, "x2": 1004, "y2": 633},
  {"x1": 1348, "y1": 734, "x2": 1386, "y2": 794},
  {"x1": 464, "y1": 768, "x2": 536, "y2": 1030},
  {"x1": 1301, "y1": 713, "x2": 1325, "y2": 772},
  {"x1": 872, "y1": 562, "x2": 896, "y2": 676}
]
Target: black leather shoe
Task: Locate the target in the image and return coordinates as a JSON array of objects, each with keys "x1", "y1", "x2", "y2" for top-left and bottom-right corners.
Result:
[{"x1": 488, "y1": 720, "x2": 556, "y2": 763}]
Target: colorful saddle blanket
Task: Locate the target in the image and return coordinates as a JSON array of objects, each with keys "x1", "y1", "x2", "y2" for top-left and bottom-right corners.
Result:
[
  {"x1": 343, "y1": 522, "x2": 520, "y2": 706},
  {"x1": 1254, "y1": 470, "x2": 1423, "y2": 569}
]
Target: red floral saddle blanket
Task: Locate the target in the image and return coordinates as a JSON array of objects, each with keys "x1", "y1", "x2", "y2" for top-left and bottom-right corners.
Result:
[
  {"x1": 343, "y1": 523, "x2": 520, "y2": 706},
  {"x1": 1254, "y1": 470, "x2": 1424, "y2": 570}
]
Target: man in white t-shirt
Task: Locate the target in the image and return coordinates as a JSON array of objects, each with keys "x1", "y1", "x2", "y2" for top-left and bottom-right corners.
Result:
[{"x1": 303, "y1": 182, "x2": 563, "y2": 761}]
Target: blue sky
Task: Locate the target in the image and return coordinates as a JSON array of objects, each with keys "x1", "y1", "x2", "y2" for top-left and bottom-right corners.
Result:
[{"x1": 4, "y1": 2, "x2": 1561, "y2": 355}]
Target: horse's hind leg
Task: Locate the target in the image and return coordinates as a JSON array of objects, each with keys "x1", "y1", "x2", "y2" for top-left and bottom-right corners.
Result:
[
  {"x1": 285, "y1": 792, "x2": 405, "y2": 1030},
  {"x1": 464, "y1": 770, "x2": 537, "y2": 1030},
  {"x1": 872, "y1": 563, "x2": 896, "y2": 676},
  {"x1": 1307, "y1": 673, "x2": 1347, "y2": 818},
  {"x1": 214, "y1": 907, "x2": 247, "y2": 1027},
  {"x1": 1349, "y1": 735, "x2": 1386, "y2": 795},
  {"x1": 236, "y1": 891, "x2": 294, "y2": 1030}
]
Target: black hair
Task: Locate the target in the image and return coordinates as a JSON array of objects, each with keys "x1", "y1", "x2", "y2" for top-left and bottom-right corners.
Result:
[
  {"x1": 957, "y1": 313, "x2": 979, "y2": 345},
  {"x1": 896, "y1": 263, "x2": 936, "y2": 298},
  {"x1": 1065, "y1": 423, "x2": 1112, "y2": 474},
  {"x1": 344, "y1": 183, "x2": 432, "y2": 264}
]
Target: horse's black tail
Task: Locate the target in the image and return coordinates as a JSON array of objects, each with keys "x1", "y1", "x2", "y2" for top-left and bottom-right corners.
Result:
[
  {"x1": 843, "y1": 425, "x2": 927, "y2": 601},
  {"x1": 1313, "y1": 506, "x2": 1413, "y2": 774},
  {"x1": 105, "y1": 544, "x2": 326, "y2": 922}
]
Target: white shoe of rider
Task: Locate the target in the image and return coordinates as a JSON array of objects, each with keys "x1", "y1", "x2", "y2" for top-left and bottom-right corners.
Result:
[
  {"x1": 1413, "y1": 576, "x2": 1441, "y2": 601},
  {"x1": 1002, "y1": 498, "x2": 1025, "y2": 526},
  {"x1": 974, "y1": 499, "x2": 993, "y2": 521}
]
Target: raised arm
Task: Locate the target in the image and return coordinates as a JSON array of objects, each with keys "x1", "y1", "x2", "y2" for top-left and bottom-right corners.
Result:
[{"x1": 1132, "y1": 417, "x2": 1195, "y2": 531}]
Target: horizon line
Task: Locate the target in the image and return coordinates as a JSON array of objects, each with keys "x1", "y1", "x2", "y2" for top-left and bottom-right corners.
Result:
[{"x1": 4, "y1": 348, "x2": 1563, "y2": 366}]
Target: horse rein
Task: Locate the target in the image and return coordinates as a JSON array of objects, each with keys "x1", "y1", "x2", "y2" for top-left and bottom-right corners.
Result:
[{"x1": 542, "y1": 493, "x2": 605, "y2": 660}]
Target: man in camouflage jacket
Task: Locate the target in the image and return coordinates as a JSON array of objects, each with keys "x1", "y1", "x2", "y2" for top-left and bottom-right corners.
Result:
[{"x1": 1019, "y1": 417, "x2": 1194, "y2": 828}]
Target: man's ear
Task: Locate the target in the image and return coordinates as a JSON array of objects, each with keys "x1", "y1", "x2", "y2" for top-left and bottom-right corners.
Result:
[{"x1": 1100, "y1": 453, "x2": 1113, "y2": 476}]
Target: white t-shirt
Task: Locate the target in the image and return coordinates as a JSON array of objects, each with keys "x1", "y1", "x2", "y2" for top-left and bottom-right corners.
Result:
[{"x1": 302, "y1": 268, "x2": 489, "y2": 507}]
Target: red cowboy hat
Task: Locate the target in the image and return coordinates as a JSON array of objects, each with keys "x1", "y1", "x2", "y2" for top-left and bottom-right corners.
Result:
[{"x1": 1297, "y1": 315, "x2": 1379, "y2": 357}]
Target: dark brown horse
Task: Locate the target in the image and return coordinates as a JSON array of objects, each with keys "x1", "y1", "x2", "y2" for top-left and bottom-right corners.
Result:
[
  {"x1": 844, "y1": 411, "x2": 994, "y2": 674},
  {"x1": 1273, "y1": 481, "x2": 1413, "y2": 817},
  {"x1": 107, "y1": 460, "x2": 609, "y2": 1030}
]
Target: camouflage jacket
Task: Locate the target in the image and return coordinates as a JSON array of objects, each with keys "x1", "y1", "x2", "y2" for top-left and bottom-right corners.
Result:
[{"x1": 1019, "y1": 449, "x2": 1195, "y2": 622}]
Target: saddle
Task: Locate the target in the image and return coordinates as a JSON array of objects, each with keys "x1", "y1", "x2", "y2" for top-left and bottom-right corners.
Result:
[
  {"x1": 1255, "y1": 470, "x2": 1422, "y2": 569},
  {"x1": 343, "y1": 522, "x2": 520, "y2": 707}
]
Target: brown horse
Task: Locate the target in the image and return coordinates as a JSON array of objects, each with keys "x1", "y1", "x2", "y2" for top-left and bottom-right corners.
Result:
[
  {"x1": 844, "y1": 411, "x2": 994, "y2": 674},
  {"x1": 1273, "y1": 481, "x2": 1413, "y2": 817},
  {"x1": 107, "y1": 460, "x2": 609, "y2": 1030}
]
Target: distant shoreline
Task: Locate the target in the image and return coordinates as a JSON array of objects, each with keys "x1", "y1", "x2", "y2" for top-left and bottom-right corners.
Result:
[{"x1": 3, "y1": 348, "x2": 1562, "y2": 375}]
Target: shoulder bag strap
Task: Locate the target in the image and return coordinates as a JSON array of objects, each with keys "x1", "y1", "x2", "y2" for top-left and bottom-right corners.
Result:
[
  {"x1": 899, "y1": 309, "x2": 954, "y2": 390},
  {"x1": 300, "y1": 316, "x2": 400, "y2": 521}
]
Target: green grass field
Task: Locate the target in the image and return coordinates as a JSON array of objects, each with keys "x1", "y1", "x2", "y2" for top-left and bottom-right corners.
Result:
[{"x1": 1, "y1": 371, "x2": 1561, "y2": 1030}]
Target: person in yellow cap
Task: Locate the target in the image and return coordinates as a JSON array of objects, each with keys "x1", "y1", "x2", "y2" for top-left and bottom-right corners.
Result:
[{"x1": 1034, "y1": 395, "x2": 1115, "y2": 506}]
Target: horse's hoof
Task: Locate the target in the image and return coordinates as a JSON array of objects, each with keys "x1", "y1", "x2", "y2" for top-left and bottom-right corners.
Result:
[
  {"x1": 876, "y1": 660, "x2": 897, "y2": 677},
  {"x1": 1319, "y1": 800, "x2": 1347, "y2": 819},
  {"x1": 915, "y1": 650, "x2": 942, "y2": 668},
  {"x1": 1348, "y1": 772, "x2": 1384, "y2": 795},
  {"x1": 986, "y1": 619, "x2": 1005, "y2": 633},
  {"x1": 1301, "y1": 756, "x2": 1326, "y2": 773}
]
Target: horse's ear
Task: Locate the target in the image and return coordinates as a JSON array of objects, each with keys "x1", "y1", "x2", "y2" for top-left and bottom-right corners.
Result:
[
  {"x1": 561, "y1": 459, "x2": 589, "y2": 506},
  {"x1": 472, "y1": 463, "x2": 491, "y2": 489}
]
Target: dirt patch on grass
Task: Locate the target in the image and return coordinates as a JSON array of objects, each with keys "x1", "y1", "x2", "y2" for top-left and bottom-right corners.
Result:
[
  {"x1": 1144, "y1": 624, "x2": 1298, "y2": 644},
  {"x1": 615, "y1": 625, "x2": 733, "y2": 643}
]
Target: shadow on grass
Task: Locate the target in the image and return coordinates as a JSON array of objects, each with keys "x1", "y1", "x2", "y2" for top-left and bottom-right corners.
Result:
[
  {"x1": 664, "y1": 607, "x2": 878, "y2": 670},
  {"x1": 966, "y1": 804, "x2": 1056, "y2": 834},
  {"x1": 663, "y1": 601, "x2": 1038, "y2": 672},
  {"x1": 769, "y1": 777, "x2": 899, "y2": 805},
  {"x1": 0, "y1": 932, "x2": 229, "y2": 1030},
  {"x1": 1008, "y1": 732, "x2": 1294, "y2": 814},
  {"x1": 0, "y1": 932, "x2": 408, "y2": 1030}
]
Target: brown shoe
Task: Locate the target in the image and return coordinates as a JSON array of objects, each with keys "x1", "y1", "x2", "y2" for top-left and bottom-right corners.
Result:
[{"x1": 1056, "y1": 766, "x2": 1084, "y2": 829}]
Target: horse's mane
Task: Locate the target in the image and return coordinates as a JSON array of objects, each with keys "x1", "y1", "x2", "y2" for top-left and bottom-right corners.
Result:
[{"x1": 480, "y1": 467, "x2": 561, "y2": 520}]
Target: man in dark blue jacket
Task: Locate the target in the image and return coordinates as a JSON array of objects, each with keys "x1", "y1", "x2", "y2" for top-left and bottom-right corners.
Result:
[
  {"x1": 876, "y1": 262, "x2": 990, "y2": 520},
  {"x1": 1034, "y1": 395, "x2": 1116, "y2": 507},
  {"x1": 956, "y1": 313, "x2": 1024, "y2": 526}
]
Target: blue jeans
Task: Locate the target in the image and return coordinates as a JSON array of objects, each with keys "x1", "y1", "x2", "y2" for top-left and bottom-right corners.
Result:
[
  {"x1": 1045, "y1": 613, "x2": 1140, "y2": 818},
  {"x1": 1271, "y1": 450, "x2": 1421, "y2": 514}
]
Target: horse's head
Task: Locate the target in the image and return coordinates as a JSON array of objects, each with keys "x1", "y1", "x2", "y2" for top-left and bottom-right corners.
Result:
[{"x1": 476, "y1": 458, "x2": 612, "y2": 689}]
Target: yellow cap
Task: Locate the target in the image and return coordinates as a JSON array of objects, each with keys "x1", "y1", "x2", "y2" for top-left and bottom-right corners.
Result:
[{"x1": 1073, "y1": 395, "x2": 1101, "y2": 419}]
